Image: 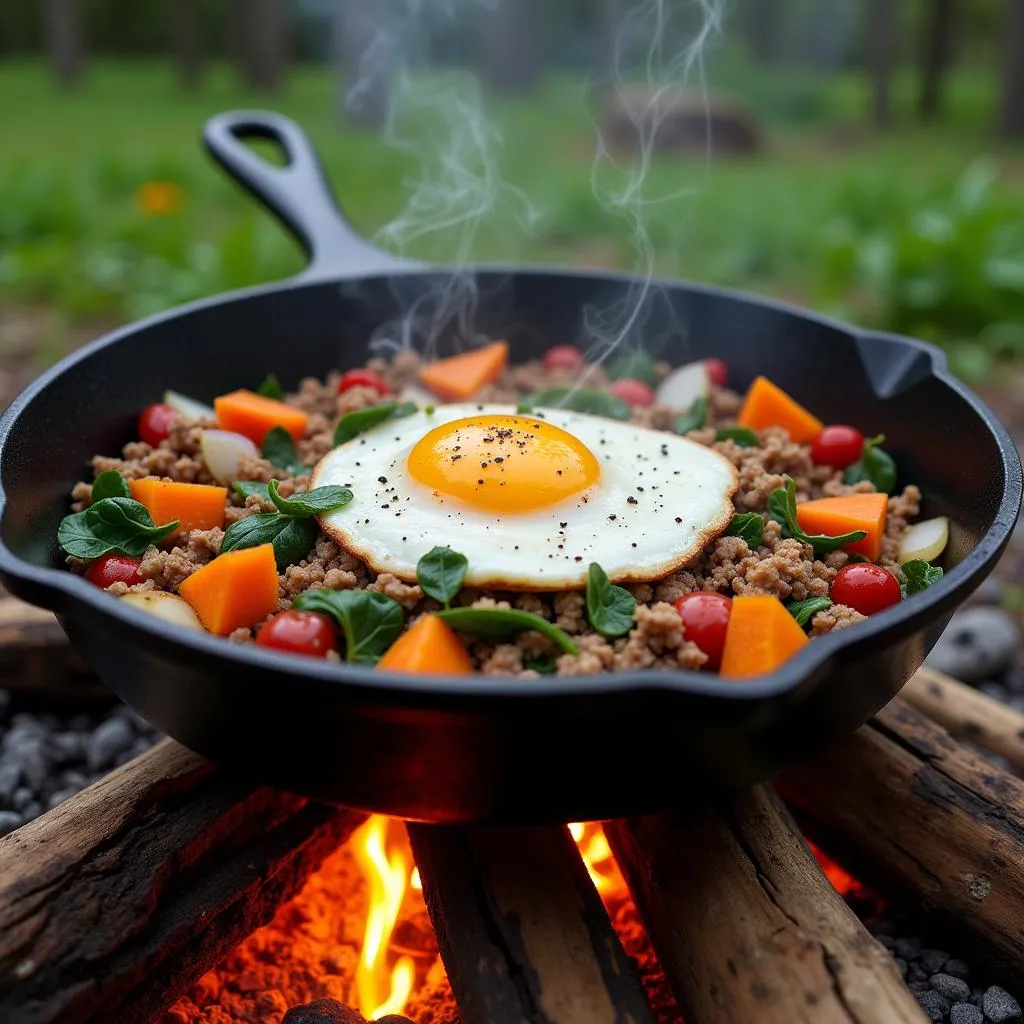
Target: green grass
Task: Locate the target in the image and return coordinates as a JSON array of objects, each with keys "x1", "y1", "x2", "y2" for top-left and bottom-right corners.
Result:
[{"x1": 1, "y1": 58, "x2": 1023, "y2": 379}]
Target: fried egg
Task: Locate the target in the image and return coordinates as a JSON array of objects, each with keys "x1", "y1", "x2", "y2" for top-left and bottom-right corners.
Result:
[{"x1": 312, "y1": 404, "x2": 738, "y2": 590}]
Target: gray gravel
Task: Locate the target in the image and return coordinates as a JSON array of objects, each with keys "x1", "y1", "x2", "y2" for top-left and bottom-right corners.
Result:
[{"x1": 926, "y1": 606, "x2": 1021, "y2": 682}]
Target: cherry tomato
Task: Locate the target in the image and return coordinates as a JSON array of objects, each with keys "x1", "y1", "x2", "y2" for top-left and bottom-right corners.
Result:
[
  {"x1": 338, "y1": 369, "x2": 390, "y2": 397},
  {"x1": 543, "y1": 345, "x2": 585, "y2": 371},
  {"x1": 609, "y1": 377, "x2": 655, "y2": 407},
  {"x1": 705, "y1": 358, "x2": 728, "y2": 387},
  {"x1": 830, "y1": 563, "x2": 901, "y2": 616},
  {"x1": 85, "y1": 554, "x2": 143, "y2": 589},
  {"x1": 255, "y1": 610, "x2": 338, "y2": 657},
  {"x1": 138, "y1": 404, "x2": 178, "y2": 448},
  {"x1": 811, "y1": 425, "x2": 865, "y2": 469},
  {"x1": 673, "y1": 591, "x2": 732, "y2": 671}
]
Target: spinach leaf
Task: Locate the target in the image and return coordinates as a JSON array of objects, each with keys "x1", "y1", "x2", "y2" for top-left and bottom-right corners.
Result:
[
  {"x1": 334, "y1": 400, "x2": 417, "y2": 445},
  {"x1": 786, "y1": 596, "x2": 832, "y2": 627},
  {"x1": 233, "y1": 480, "x2": 272, "y2": 503},
  {"x1": 765, "y1": 477, "x2": 868, "y2": 555},
  {"x1": 256, "y1": 373, "x2": 284, "y2": 400},
  {"x1": 674, "y1": 395, "x2": 707, "y2": 435},
  {"x1": 220, "y1": 512, "x2": 318, "y2": 570},
  {"x1": 262, "y1": 426, "x2": 310, "y2": 476},
  {"x1": 91, "y1": 470, "x2": 131, "y2": 502},
  {"x1": 523, "y1": 654, "x2": 557, "y2": 675},
  {"x1": 900, "y1": 559, "x2": 944, "y2": 598},
  {"x1": 524, "y1": 387, "x2": 631, "y2": 421},
  {"x1": 585, "y1": 562, "x2": 636, "y2": 638},
  {"x1": 292, "y1": 588, "x2": 405, "y2": 664},
  {"x1": 715, "y1": 426, "x2": 759, "y2": 447},
  {"x1": 58, "y1": 497, "x2": 179, "y2": 560},
  {"x1": 416, "y1": 546, "x2": 468, "y2": 608},
  {"x1": 437, "y1": 607, "x2": 579, "y2": 654},
  {"x1": 268, "y1": 479, "x2": 352, "y2": 518},
  {"x1": 844, "y1": 434, "x2": 897, "y2": 494},
  {"x1": 607, "y1": 350, "x2": 658, "y2": 387},
  {"x1": 725, "y1": 512, "x2": 764, "y2": 548}
]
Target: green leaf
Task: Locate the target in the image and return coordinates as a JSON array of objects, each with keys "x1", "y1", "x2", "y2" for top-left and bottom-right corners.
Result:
[
  {"x1": 585, "y1": 562, "x2": 636, "y2": 638},
  {"x1": 785, "y1": 596, "x2": 832, "y2": 627},
  {"x1": 436, "y1": 607, "x2": 579, "y2": 654},
  {"x1": 844, "y1": 434, "x2": 897, "y2": 494},
  {"x1": 334, "y1": 400, "x2": 417, "y2": 445},
  {"x1": 524, "y1": 387, "x2": 631, "y2": 421},
  {"x1": 268, "y1": 480, "x2": 353, "y2": 518},
  {"x1": 607, "y1": 350, "x2": 658, "y2": 386},
  {"x1": 293, "y1": 589, "x2": 405, "y2": 664},
  {"x1": 523, "y1": 654, "x2": 557, "y2": 675},
  {"x1": 416, "y1": 546, "x2": 468, "y2": 608},
  {"x1": 725, "y1": 512, "x2": 764, "y2": 548},
  {"x1": 256, "y1": 373, "x2": 284, "y2": 400},
  {"x1": 220, "y1": 512, "x2": 317, "y2": 570},
  {"x1": 233, "y1": 480, "x2": 272, "y2": 502},
  {"x1": 91, "y1": 470, "x2": 131, "y2": 502},
  {"x1": 900, "y1": 559, "x2": 944, "y2": 598},
  {"x1": 765, "y1": 477, "x2": 868, "y2": 555},
  {"x1": 261, "y1": 426, "x2": 309, "y2": 475},
  {"x1": 59, "y1": 497, "x2": 179, "y2": 560},
  {"x1": 715, "y1": 426, "x2": 759, "y2": 447},
  {"x1": 674, "y1": 396, "x2": 707, "y2": 434}
]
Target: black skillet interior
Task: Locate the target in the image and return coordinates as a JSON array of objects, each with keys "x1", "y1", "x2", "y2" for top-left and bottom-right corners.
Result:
[{"x1": 0, "y1": 111, "x2": 1018, "y2": 823}]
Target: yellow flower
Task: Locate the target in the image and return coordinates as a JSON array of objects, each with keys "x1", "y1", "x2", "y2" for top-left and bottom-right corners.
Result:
[{"x1": 135, "y1": 180, "x2": 185, "y2": 216}]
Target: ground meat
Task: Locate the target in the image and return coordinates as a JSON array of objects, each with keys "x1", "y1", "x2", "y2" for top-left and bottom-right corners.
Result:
[
  {"x1": 881, "y1": 485, "x2": 922, "y2": 565},
  {"x1": 367, "y1": 573, "x2": 423, "y2": 610},
  {"x1": 811, "y1": 603, "x2": 867, "y2": 635}
]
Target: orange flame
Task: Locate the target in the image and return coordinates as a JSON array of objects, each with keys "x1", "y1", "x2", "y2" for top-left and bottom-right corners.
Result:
[{"x1": 570, "y1": 822, "x2": 624, "y2": 896}]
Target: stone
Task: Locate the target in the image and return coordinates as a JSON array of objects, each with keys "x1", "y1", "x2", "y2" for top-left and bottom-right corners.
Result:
[
  {"x1": 949, "y1": 1004, "x2": 983, "y2": 1024},
  {"x1": 11, "y1": 787, "x2": 32, "y2": 813},
  {"x1": 0, "y1": 810, "x2": 21, "y2": 837},
  {"x1": 926, "y1": 607, "x2": 1021, "y2": 682},
  {"x1": 280, "y1": 999, "x2": 367, "y2": 1024},
  {"x1": 46, "y1": 788, "x2": 75, "y2": 810},
  {"x1": 921, "y1": 949, "x2": 950, "y2": 975},
  {"x1": 917, "y1": 989, "x2": 951, "y2": 1022},
  {"x1": 944, "y1": 959, "x2": 971, "y2": 981},
  {"x1": 86, "y1": 717, "x2": 134, "y2": 772},
  {"x1": 895, "y1": 957, "x2": 908, "y2": 977},
  {"x1": 0, "y1": 762, "x2": 21, "y2": 805},
  {"x1": 46, "y1": 731, "x2": 84, "y2": 765},
  {"x1": 983, "y1": 986, "x2": 1024, "y2": 1023},
  {"x1": 931, "y1": 974, "x2": 971, "y2": 1003},
  {"x1": 894, "y1": 935, "x2": 923, "y2": 961}
]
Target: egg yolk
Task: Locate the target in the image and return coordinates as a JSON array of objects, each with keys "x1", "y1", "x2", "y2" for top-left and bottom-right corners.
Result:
[{"x1": 407, "y1": 414, "x2": 601, "y2": 512}]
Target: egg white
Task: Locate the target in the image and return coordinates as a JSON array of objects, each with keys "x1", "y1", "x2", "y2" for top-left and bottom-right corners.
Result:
[{"x1": 312, "y1": 403, "x2": 738, "y2": 590}]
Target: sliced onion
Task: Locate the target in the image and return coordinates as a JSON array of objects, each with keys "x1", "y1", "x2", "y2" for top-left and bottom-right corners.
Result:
[
  {"x1": 121, "y1": 591, "x2": 204, "y2": 631},
  {"x1": 655, "y1": 361, "x2": 710, "y2": 409},
  {"x1": 164, "y1": 390, "x2": 215, "y2": 421},
  {"x1": 898, "y1": 516, "x2": 949, "y2": 565},
  {"x1": 200, "y1": 429, "x2": 259, "y2": 484}
]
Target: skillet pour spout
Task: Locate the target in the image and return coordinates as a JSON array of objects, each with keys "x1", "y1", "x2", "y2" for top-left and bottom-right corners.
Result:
[{"x1": 0, "y1": 110, "x2": 1018, "y2": 823}]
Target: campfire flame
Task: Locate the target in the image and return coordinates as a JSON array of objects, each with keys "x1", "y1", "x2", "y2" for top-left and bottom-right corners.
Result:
[{"x1": 569, "y1": 822, "x2": 624, "y2": 896}]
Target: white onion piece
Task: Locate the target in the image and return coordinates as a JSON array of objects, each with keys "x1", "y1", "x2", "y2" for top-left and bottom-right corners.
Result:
[
  {"x1": 655, "y1": 361, "x2": 710, "y2": 409},
  {"x1": 121, "y1": 591, "x2": 204, "y2": 631},
  {"x1": 164, "y1": 390, "x2": 215, "y2": 421},
  {"x1": 399, "y1": 383, "x2": 438, "y2": 407},
  {"x1": 200, "y1": 429, "x2": 259, "y2": 484},
  {"x1": 898, "y1": 516, "x2": 949, "y2": 565}
]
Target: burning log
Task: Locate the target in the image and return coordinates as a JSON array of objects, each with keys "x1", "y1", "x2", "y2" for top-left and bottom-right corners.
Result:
[
  {"x1": 605, "y1": 786, "x2": 925, "y2": 1024},
  {"x1": 782, "y1": 698, "x2": 1024, "y2": 984},
  {"x1": 408, "y1": 823, "x2": 656, "y2": 1024},
  {"x1": 902, "y1": 665, "x2": 1024, "y2": 774},
  {"x1": 0, "y1": 739, "x2": 365, "y2": 1024}
]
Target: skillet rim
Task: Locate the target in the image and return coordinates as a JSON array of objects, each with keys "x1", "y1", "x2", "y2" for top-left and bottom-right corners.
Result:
[{"x1": 0, "y1": 263, "x2": 1018, "y2": 704}]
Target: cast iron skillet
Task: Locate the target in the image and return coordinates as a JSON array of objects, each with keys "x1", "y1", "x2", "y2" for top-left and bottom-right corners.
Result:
[{"x1": 0, "y1": 111, "x2": 1019, "y2": 823}]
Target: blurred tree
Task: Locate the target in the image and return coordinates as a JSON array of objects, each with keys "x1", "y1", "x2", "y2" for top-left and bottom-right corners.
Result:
[
  {"x1": 336, "y1": 0, "x2": 391, "y2": 129},
  {"x1": 918, "y1": 0, "x2": 955, "y2": 119},
  {"x1": 746, "y1": 0, "x2": 785, "y2": 64},
  {"x1": 866, "y1": 0, "x2": 895, "y2": 126},
  {"x1": 596, "y1": 0, "x2": 622, "y2": 92},
  {"x1": 170, "y1": 0, "x2": 203, "y2": 90},
  {"x1": 231, "y1": 0, "x2": 283, "y2": 92},
  {"x1": 474, "y1": 0, "x2": 539, "y2": 94},
  {"x1": 41, "y1": 0, "x2": 84, "y2": 88},
  {"x1": 998, "y1": 0, "x2": 1024, "y2": 136}
]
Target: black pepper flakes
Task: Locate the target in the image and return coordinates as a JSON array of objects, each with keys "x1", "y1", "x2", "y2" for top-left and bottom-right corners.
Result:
[
  {"x1": 675, "y1": 517, "x2": 683, "y2": 523},
  {"x1": 627, "y1": 496, "x2": 638, "y2": 505},
  {"x1": 378, "y1": 476, "x2": 388, "y2": 484}
]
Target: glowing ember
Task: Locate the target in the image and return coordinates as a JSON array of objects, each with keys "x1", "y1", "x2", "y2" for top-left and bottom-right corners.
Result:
[
  {"x1": 806, "y1": 838, "x2": 860, "y2": 897},
  {"x1": 569, "y1": 821, "x2": 625, "y2": 897}
]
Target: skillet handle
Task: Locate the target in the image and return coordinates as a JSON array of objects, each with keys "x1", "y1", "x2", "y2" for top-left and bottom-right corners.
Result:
[{"x1": 203, "y1": 110, "x2": 417, "y2": 281}]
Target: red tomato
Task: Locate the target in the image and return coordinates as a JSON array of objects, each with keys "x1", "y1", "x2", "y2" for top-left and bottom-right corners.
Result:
[
  {"x1": 85, "y1": 554, "x2": 143, "y2": 589},
  {"x1": 138, "y1": 404, "x2": 178, "y2": 448},
  {"x1": 609, "y1": 377, "x2": 655, "y2": 407},
  {"x1": 255, "y1": 610, "x2": 338, "y2": 657},
  {"x1": 830, "y1": 563, "x2": 901, "y2": 616},
  {"x1": 811, "y1": 425, "x2": 865, "y2": 469},
  {"x1": 705, "y1": 358, "x2": 728, "y2": 387},
  {"x1": 542, "y1": 345, "x2": 585, "y2": 371},
  {"x1": 673, "y1": 591, "x2": 732, "y2": 671},
  {"x1": 338, "y1": 369, "x2": 390, "y2": 397}
]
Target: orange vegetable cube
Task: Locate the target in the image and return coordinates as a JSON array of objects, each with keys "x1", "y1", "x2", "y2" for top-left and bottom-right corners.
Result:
[
  {"x1": 129, "y1": 478, "x2": 227, "y2": 536},
  {"x1": 417, "y1": 340, "x2": 509, "y2": 402},
  {"x1": 376, "y1": 614, "x2": 474, "y2": 675},
  {"x1": 737, "y1": 376, "x2": 824, "y2": 444},
  {"x1": 795, "y1": 492, "x2": 888, "y2": 561},
  {"x1": 178, "y1": 544, "x2": 279, "y2": 636},
  {"x1": 719, "y1": 595, "x2": 810, "y2": 679},
  {"x1": 213, "y1": 389, "x2": 308, "y2": 446}
]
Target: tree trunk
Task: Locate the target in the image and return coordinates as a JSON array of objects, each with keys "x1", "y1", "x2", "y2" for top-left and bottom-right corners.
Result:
[
  {"x1": 170, "y1": 0, "x2": 203, "y2": 91},
  {"x1": 234, "y1": 0, "x2": 284, "y2": 94},
  {"x1": 474, "y1": 0, "x2": 539, "y2": 95},
  {"x1": 998, "y1": 0, "x2": 1024, "y2": 137},
  {"x1": 336, "y1": 0, "x2": 391, "y2": 129},
  {"x1": 747, "y1": 0, "x2": 784, "y2": 65},
  {"x1": 918, "y1": 0, "x2": 955, "y2": 120},
  {"x1": 866, "y1": 0, "x2": 894, "y2": 127},
  {"x1": 41, "y1": 0, "x2": 84, "y2": 90}
]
